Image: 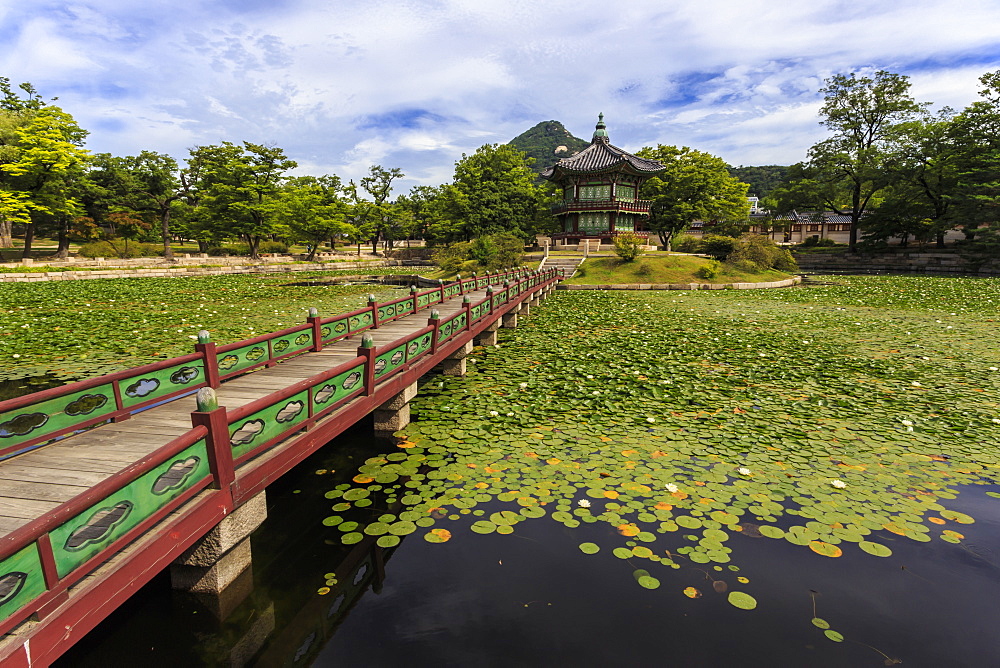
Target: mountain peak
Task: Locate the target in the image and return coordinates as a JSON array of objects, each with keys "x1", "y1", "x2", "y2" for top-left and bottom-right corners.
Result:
[{"x1": 508, "y1": 120, "x2": 590, "y2": 174}]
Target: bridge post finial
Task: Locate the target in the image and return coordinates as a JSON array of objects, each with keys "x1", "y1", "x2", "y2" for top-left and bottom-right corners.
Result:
[{"x1": 196, "y1": 387, "x2": 219, "y2": 412}]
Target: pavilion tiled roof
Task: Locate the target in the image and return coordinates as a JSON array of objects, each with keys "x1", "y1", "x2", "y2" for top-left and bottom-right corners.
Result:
[{"x1": 541, "y1": 115, "x2": 665, "y2": 180}]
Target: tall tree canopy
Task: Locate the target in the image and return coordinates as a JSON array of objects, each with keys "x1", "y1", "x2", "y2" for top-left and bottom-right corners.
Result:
[
  {"x1": 798, "y1": 71, "x2": 925, "y2": 250},
  {"x1": 636, "y1": 145, "x2": 749, "y2": 248},
  {"x1": 184, "y1": 141, "x2": 297, "y2": 258},
  {"x1": 451, "y1": 144, "x2": 542, "y2": 240}
]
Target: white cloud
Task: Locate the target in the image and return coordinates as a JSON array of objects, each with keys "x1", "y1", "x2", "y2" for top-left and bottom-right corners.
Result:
[{"x1": 3, "y1": 0, "x2": 999, "y2": 190}]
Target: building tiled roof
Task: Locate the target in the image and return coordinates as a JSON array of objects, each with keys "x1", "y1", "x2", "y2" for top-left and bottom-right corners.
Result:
[{"x1": 541, "y1": 115, "x2": 665, "y2": 180}]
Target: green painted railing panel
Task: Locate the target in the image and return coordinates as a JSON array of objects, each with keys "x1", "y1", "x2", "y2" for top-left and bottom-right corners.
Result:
[
  {"x1": 322, "y1": 318, "x2": 349, "y2": 343},
  {"x1": 0, "y1": 544, "x2": 47, "y2": 626},
  {"x1": 218, "y1": 341, "x2": 269, "y2": 377},
  {"x1": 416, "y1": 293, "x2": 431, "y2": 308},
  {"x1": 229, "y1": 390, "x2": 310, "y2": 461},
  {"x1": 438, "y1": 312, "x2": 467, "y2": 344},
  {"x1": 406, "y1": 331, "x2": 433, "y2": 361},
  {"x1": 492, "y1": 291, "x2": 507, "y2": 309},
  {"x1": 270, "y1": 329, "x2": 314, "y2": 358},
  {"x1": 0, "y1": 384, "x2": 116, "y2": 452},
  {"x1": 444, "y1": 284, "x2": 460, "y2": 298},
  {"x1": 374, "y1": 344, "x2": 407, "y2": 379},
  {"x1": 119, "y1": 361, "x2": 205, "y2": 410},
  {"x1": 49, "y1": 439, "x2": 211, "y2": 578},
  {"x1": 311, "y1": 363, "x2": 365, "y2": 411},
  {"x1": 378, "y1": 298, "x2": 414, "y2": 323},
  {"x1": 348, "y1": 311, "x2": 374, "y2": 333}
]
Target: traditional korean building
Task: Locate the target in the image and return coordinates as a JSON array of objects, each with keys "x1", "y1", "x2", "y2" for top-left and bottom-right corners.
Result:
[{"x1": 542, "y1": 114, "x2": 666, "y2": 247}]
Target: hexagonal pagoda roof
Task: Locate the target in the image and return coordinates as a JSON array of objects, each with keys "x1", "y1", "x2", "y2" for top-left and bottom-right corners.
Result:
[{"x1": 541, "y1": 114, "x2": 666, "y2": 181}]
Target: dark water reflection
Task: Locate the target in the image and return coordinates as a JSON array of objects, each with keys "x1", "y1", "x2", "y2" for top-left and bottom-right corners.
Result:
[{"x1": 57, "y1": 423, "x2": 1000, "y2": 668}]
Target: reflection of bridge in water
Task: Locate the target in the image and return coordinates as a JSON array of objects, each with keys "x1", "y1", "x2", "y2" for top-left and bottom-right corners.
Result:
[{"x1": 0, "y1": 268, "x2": 560, "y2": 666}]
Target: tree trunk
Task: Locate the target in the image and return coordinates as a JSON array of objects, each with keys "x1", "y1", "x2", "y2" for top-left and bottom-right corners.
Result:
[
  {"x1": 56, "y1": 218, "x2": 70, "y2": 259},
  {"x1": 0, "y1": 217, "x2": 12, "y2": 249},
  {"x1": 161, "y1": 208, "x2": 174, "y2": 261},
  {"x1": 936, "y1": 231, "x2": 946, "y2": 248},
  {"x1": 21, "y1": 224, "x2": 34, "y2": 260}
]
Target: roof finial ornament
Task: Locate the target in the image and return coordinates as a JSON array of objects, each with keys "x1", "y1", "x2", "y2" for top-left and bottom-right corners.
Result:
[{"x1": 593, "y1": 112, "x2": 608, "y2": 140}]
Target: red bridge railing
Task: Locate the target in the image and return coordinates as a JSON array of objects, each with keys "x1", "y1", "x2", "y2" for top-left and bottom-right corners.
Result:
[{"x1": 0, "y1": 267, "x2": 560, "y2": 637}]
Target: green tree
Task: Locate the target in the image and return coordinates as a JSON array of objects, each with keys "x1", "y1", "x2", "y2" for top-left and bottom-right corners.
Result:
[
  {"x1": 802, "y1": 70, "x2": 924, "y2": 251},
  {"x1": 451, "y1": 144, "x2": 542, "y2": 240},
  {"x1": 949, "y1": 71, "x2": 1000, "y2": 242},
  {"x1": 184, "y1": 142, "x2": 297, "y2": 258},
  {"x1": 860, "y1": 110, "x2": 959, "y2": 247},
  {"x1": 636, "y1": 145, "x2": 749, "y2": 249},
  {"x1": 358, "y1": 165, "x2": 404, "y2": 253},
  {"x1": 271, "y1": 175, "x2": 350, "y2": 260},
  {"x1": 0, "y1": 106, "x2": 90, "y2": 258}
]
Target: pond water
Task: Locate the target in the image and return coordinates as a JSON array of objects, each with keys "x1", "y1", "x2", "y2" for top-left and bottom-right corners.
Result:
[
  {"x1": 55, "y1": 419, "x2": 1000, "y2": 667},
  {"x1": 53, "y1": 278, "x2": 1000, "y2": 666}
]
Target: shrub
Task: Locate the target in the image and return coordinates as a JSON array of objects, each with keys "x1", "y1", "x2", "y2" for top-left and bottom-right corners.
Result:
[
  {"x1": 206, "y1": 244, "x2": 250, "y2": 257},
  {"x1": 432, "y1": 241, "x2": 473, "y2": 273},
  {"x1": 725, "y1": 234, "x2": 799, "y2": 273},
  {"x1": 801, "y1": 235, "x2": 838, "y2": 247},
  {"x1": 258, "y1": 241, "x2": 289, "y2": 254},
  {"x1": 695, "y1": 260, "x2": 721, "y2": 279},
  {"x1": 672, "y1": 234, "x2": 702, "y2": 253},
  {"x1": 433, "y1": 234, "x2": 524, "y2": 272},
  {"x1": 702, "y1": 235, "x2": 739, "y2": 260},
  {"x1": 774, "y1": 248, "x2": 799, "y2": 272},
  {"x1": 613, "y1": 232, "x2": 645, "y2": 262},
  {"x1": 634, "y1": 261, "x2": 653, "y2": 276},
  {"x1": 78, "y1": 240, "x2": 163, "y2": 258}
]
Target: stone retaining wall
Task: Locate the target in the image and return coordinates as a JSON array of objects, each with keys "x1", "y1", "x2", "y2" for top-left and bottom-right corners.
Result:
[
  {"x1": 557, "y1": 277, "x2": 802, "y2": 290},
  {"x1": 794, "y1": 251, "x2": 1000, "y2": 276},
  {"x1": 0, "y1": 261, "x2": 414, "y2": 283}
]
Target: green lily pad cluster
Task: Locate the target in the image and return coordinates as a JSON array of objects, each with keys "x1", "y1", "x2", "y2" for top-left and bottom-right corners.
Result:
[
  {"x1": 0, "y1": 269, "x2": 411, "y2": 383},
  {"x1": 323, "y1": 276, "x2": 1000, "y2": 603}
]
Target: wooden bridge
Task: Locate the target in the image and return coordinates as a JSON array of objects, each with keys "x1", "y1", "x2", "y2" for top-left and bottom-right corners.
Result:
[{"x1": 0, "y1": 267, "x2": 561, "y2": 666}]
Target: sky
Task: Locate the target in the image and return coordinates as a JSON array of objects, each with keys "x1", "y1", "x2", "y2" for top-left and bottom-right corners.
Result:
[{"x1": 3, "y1": 0, "x2": 1000, "y2": 193}]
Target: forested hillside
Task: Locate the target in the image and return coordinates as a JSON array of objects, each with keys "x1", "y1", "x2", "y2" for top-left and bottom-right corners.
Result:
[
  {"x1": 728, "y1": 165, "x2": 789, "y2": 197},
  {"x1": 509, "y1": 121, "x2": 589, "y2": 174}
]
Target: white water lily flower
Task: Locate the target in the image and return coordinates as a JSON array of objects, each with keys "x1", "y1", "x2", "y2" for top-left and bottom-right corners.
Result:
[
  {"x1": 646, "y1": 417, "x2": 656, "y2": 423},
  {"x1": 990, "y1": 367, "x2": 998, "y2": 371},
  {"x1": 488, "y1": 410, "x2": 499, "y2": 416},
  {"x1": 519, "y1": 382, "x2": 528, "y2": 389},
  {"x1": 577, "y1": 499, "x2": 591, "y2": 508},
  {"x1": 665, "y1": 483, "x2": 679, "y2": 493},
  {"x1": 911, "y1": 381, "x2": 922, "y2": 387},
  {"x1": 738, "y1": 467, "x2": 751, "y2": 476},
  {"x1": 830, "y1": 479, "x2": 847, "y2": 489},
  {"x1": 992, "y1": 418, "x2": 1000, "y2": 424},
  {"x1": 506, "y1": 412, "x2": 514, "y2": 417}
]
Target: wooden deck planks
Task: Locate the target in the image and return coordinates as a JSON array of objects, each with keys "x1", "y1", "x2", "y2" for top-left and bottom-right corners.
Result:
[{"x1": 0, "y1": 283, "x2": 529, "y2": 543}]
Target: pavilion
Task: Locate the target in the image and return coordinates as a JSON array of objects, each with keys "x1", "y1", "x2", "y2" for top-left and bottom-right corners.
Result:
[{"x1": 542, "y1": 114, "x2": 666, "y2": 248}]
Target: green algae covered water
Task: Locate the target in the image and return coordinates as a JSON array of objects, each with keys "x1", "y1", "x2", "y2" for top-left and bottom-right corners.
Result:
[{"x1": 58, "y1": 278, "x2": 1000, "y2": 666}]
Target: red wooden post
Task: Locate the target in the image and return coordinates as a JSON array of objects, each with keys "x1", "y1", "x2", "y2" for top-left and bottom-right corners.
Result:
[
  {"x1": 359, "y1": 333, "x2": 377, "y2": 396},
  {"x1": 457, "y1": 274, "x2": 464, "y2": 295},
  {"x1": 463, "y1": 296, "x2": 472, "y2": 331},
  {"x1": 308, "y1": 307, "x2": 324, "y2": 352},
  {"x1": 410, "y1": 285, "x2": 418, "y2": 313},
  {"x1": 438, "y1": 279, "x2": 445, "y2": 303},
  {"x1": 486, "y1": 286, "x2": 495, "y2": 315},
  {"x1": 369, "y1": 294, "x2": 380, "y2": 329},
  {"x1": 196, "y1": 330, "x2": 221, "y2": 388},
  {"x1": 191, "y1": 387, "x2": 234, "y2": 491},
  {"x1": 428, "y1": 309, "x2": 440, "y2": 353},
  {"x1": 110, "y1": 380, "x2": 129, "y2": 423}
]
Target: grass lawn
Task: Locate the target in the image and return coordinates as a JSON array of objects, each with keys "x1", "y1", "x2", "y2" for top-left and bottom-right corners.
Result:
[{"x1": 565, "y1": 255, "x2": 794, "y2": 284}]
